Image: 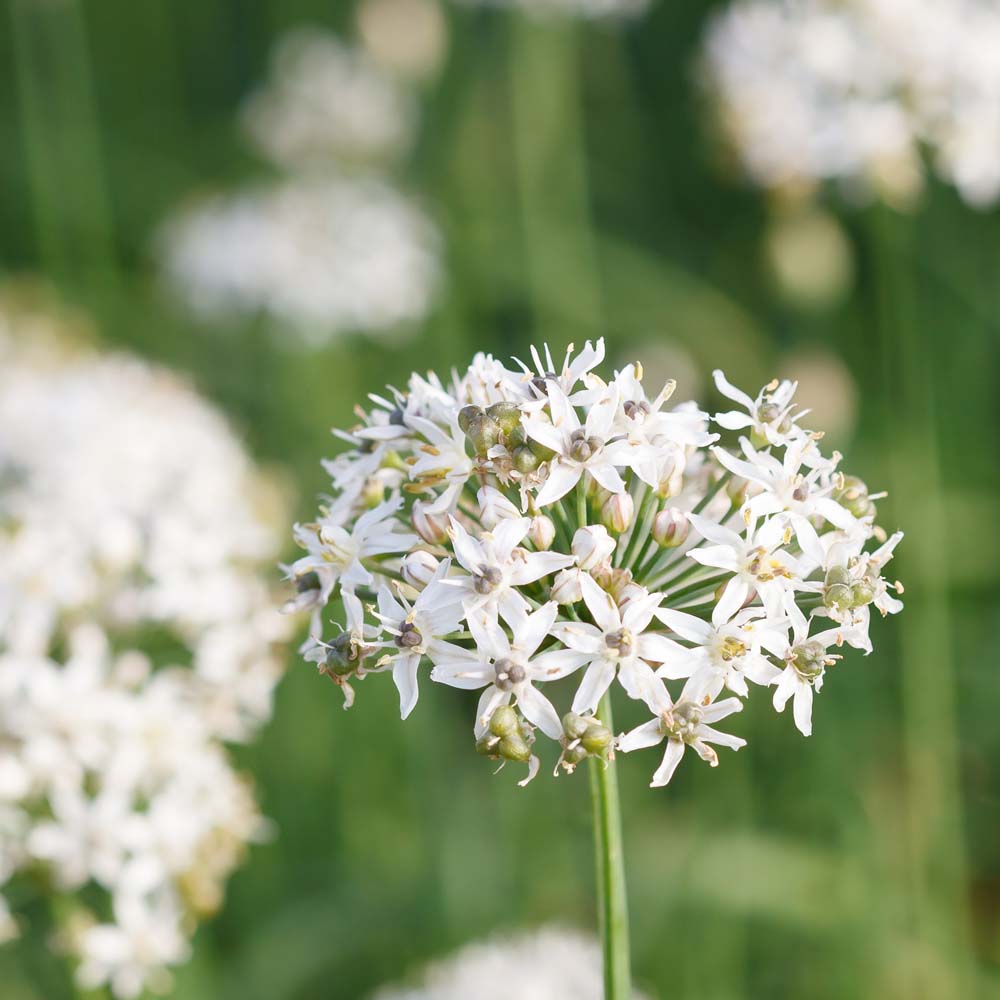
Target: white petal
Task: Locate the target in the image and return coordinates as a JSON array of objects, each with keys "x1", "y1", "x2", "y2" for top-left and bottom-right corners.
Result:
[
  {"x1": 655, "y1": 608, "x2": 713, "y2": 643},
  {"x1": 792, "y1": 683, "x2": 814, "y2": 737},
  {"x1": 651, "y1": 740, "x2": 686, "y2": 786},
  {"x1": 571, "y1": 659, "x2": 616, "y2": 714},
  {"x1": 535, "y1": 462, "x2": 583, "y2": 507},
  {"x1": 579, "y1": 573, "x2": 621, "y2": 633},
  {"x1": 516, "y1": 683, "x2": 563, "y2": 740},
  {"x1": 393, "y1": 656, "x2": 420, "y2": 719},
  {"x1": 617, "y1": 718, "x2": 664, "y2": 753}
]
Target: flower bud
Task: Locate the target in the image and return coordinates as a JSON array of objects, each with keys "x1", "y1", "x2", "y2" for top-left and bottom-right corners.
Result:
[
  {"x1": 360, "y1": 476, "x2": 386, "y2": 508},
  {"x1": 572, "y1": 525, "x2": 615, "y2": 571},
  {"x1": 401, "y1": 550, "x2": 440, "y2": 589},
  {"x1": 652, "y1": 507, "x2": 689, "y2": 548},
  {"x1": 551, "y1": 568, "x2": 583, "y2": 605},
  {"x1": 601, "y1": 491, "x2": 634, "y2": 533},
  {"x1": 485, "y1": 401, "x2": 521, "y2": 436},
  {"x1": 528, "y1": 514, "x2": 556, "y2": 551},
  {"x1": 412, "y1": 500, "x2": 449, "y2": 545},
  {"x1": 726, "y1": 475, "x2": 749, "y2": 507}
]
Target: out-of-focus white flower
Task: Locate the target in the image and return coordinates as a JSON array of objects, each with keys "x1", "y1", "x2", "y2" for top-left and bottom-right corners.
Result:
[
  {"x1": 765, "y1": 206, "x2": 854, "y2": 308},
  {"x1": 452, "y1": 0, "x2": 649, "y2": 20},
  {"x1": 159, "y1": 27, "x2": 443, "y2": 348},
  {"x1": 285, "y1": 337, "x2": 903, "y2": 788},
  {"x1": 242, "y1": 28, "x2": 416, "y2": 169},
  {"x1": 0, "y1": 300, "x2": 289, "y2": 997},
  {"x1": 160, "y1": 177, "x2": 441, "y2": 347},
  {"x1": 371, "y1": 925, "x2": 651, "y2": 1000},
  {"x1": 702, "y1": 0, "x2": 1000, "y2": 209}
]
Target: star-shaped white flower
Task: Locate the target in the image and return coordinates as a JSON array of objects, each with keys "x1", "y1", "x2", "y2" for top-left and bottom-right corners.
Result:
[
  {"x1": 446, "y1": 515, "x2": 573, "y2": 618},
  {"x1": 654, "y1": 603, "x2": 784, "y2": 698},
  {"x1": 552, "y1": 575, "x2": 682, "y2": 713},
  {"x1": 712, "y1": 370, "x2": 808, "y2": 448},
  {"x1": 373, "y1": 560, "x2": 466, "y2": 719},
  {"x1": 429, "y1": 602, "x2": 588, "y2": 739},
  {"x1": 617, "y1": 674, "x2": 745, "y2": 786}
]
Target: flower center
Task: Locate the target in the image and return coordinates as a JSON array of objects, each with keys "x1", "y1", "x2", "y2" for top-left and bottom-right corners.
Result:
[
  {"x1": 394, "y1": 620, "x2": 422, "y2": 649},
  {"x1": 604, "y1": 628, "x2": 635, "y2": 658},
  {"x1": 745, "y1": 546, "x2": 790, "y2": 583},
  {"x1": 493, "y1": 657, "x2": 526, "y2": 692},
  {"x1": 473, "y1": 565, "x2": 503, "y2": 595},
  {"x1": 659, "y1": 701, "x2": 703, "y2": 742},
  {"x1": 569, "y1": 429, "x2": 602, "y2": 463},
  {"x1": 718, "y1": 636, "x2": 746, "y2": 662}
]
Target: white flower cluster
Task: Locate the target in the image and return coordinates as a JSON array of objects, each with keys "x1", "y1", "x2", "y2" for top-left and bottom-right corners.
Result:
[
  {"x1": 453, "y1": 0, "x2": 648, "y2": 19},
  {"x1": 371, "y1": 925, "x2": 651, "y2": 1000},
  {"x1": 286, "y1": 340, "x2": 903, "y2": 787},
  {"x1": 0, "y1": 306, "x2": 289, "y2": 997},
  {"x1": 160, "y1": 28, "x2": 440, "y2": 346},
  {"x1": 702, "y1": 0, "x2": 1000, "y2": 209}
]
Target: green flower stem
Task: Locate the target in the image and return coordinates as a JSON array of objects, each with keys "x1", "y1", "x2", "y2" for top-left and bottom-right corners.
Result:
[
  {"x1": 589, "y1": 692, "x2": 631, "y2": 1000},
  {"x1": 619, "y1": 484, "x2": 657, "y2": 571}
]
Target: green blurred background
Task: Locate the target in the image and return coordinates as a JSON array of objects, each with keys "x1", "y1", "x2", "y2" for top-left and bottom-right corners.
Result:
[{"x1": 2, "y1": 0, "x2": 998, "y2": 997}]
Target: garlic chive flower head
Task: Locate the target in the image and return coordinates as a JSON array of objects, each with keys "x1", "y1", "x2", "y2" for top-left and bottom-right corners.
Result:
[{"x1": 285, "y1": 339, "x2": 904, "y2": 787}]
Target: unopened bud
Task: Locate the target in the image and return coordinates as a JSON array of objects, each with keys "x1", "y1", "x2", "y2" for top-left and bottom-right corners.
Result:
[
  {"x1": 652, "y1": 507, "x2": 689, "y2": 548},
  {"x1": 601, "y1": 492, "x2": 634, "y2": 533},
  {"x1": 412, "y1": 501, "x2": 449, "y2": 545},
  {"x1": 360, "y1": 476, "x2": 386, "y2": 508},
  {"x1": 486, "y1": 402, "x2": 521, "y2": 436},
  {"x1": 726, "y1": 476, "x2": 749, "y2": 507},
  {"x1": 529, "y1": 515, "x2": 556, "y2": 551},
  {"x1": 551, "y1": 568, "x2": 583, "y2": 605},
  {"x1": 401, "y1": 550, "x2": 440, "y2": 589},
  {"x1": 572, "y1": 525, "x2": 615, "y2": 571}
]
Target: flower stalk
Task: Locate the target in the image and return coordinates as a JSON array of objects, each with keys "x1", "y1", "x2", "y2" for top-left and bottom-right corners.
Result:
[{"x1": 590, "y1": 692, "x2": 631, "y2": 1000}]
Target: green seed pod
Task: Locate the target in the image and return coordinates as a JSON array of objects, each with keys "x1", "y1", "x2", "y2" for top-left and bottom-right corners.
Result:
[
  {"x1": 850, "y1": 580, "x2": 875, "y2": 607},
  {"x1": 562, "y1": 712, "x2": 590, "y2": 741},
  {"x1": 512, "y1": 446, "x2": 541, "y2": 474},
  {"x1": 458, "y1": 405, "x2": 484, "y2": 434},
  {"x1": 465, "y1": 414, "x2": 502, "y2": 454},
  {"x1": 498, "y1": 734, "x2": 532, "y2": 763},
  {"x1": 824, "y1": 582, "x2": 852, "y2": 611},
  {"x1": 824, "y1": 565, "x2": 851, "y2": 588},
  {"x1": 562, "y1": 744, "x2": 589, "y2": 766},
  {"x1": 506, "y1": 424, "x2": 528, "y2": 449},
  {"x1": 489, "y1": 705, "x2": 520, "y2": 738},
  {"x1": 529, "y1": 441, "x2": 557, "y2": 463},
  {"x1": 475, "y1": 734, "x2": 497, "y2": 757},
  {"x1": 486, "y1": 402, "x2": 522, "y2": 436},
  {"x1": 581, "y1": 723, "x2": 613, "y2": 755}
]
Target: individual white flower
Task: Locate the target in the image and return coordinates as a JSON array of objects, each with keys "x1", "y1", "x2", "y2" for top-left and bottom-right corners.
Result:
[
  {"x1": 430, "y1": 602, "x2": 588, "y2": 739},
  {"x1": 711, "y1": 370, "x2": 807, "y2": 449},
  {"x1": 655, "y1": 604, "x2": 785, "y2": 698},
  {"x1": 768, "y1": 605, "x2": 846, "y2": 736},
  {"x1": 618, "y1": 674, "x2": 746, "y2": 786},
  {"x1": 374, "y1": 562, "x2": 466, "y2": 717},
  {"x1": 552, "y1": 575, "x2": 679, "y2": 712},
  {"x1": 523, "y1": 382, "x2": 643, "y2": 506},
  {"x1": 446, "y1": 516, "x2": 573, "y2": 618},
  {"x1": 686, "y1": 511, "x2": 800, "y2": 620}
]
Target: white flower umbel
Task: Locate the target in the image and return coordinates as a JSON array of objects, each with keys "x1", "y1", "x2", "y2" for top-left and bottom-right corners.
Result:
[
  {"x1": 158, "y1": 28, "x2": 443, "y2": 348},
  {"x1": 160, "y1": 177, "x2": 441, "y2": 347},
  {"x1": 0, "y1": 303, "x2": 289, "y2": 998},
  {"x1": 286, "y1": 336, "x2": 904, "y2": 787},
  {"x1": 287, "y1": 338, "x2": 904, "y2": 999},
  {"x1": 702, "y1": 0, "x2": 1000, "y2": 209}
]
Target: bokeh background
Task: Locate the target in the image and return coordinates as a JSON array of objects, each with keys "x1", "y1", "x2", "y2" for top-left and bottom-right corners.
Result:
[{"x1": 2, "y1": 0, "x2": 998, "y2": 997}]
